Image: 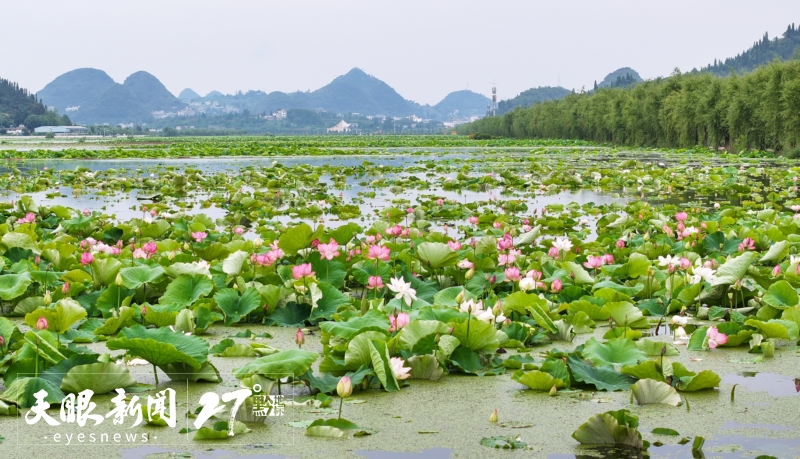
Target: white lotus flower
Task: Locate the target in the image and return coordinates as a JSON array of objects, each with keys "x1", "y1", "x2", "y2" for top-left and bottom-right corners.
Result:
[
  {"x1": 519, "y1": 277, "x2": 536, "y2": 292},
  {"x1": 691, "y1": 266, "x2": 717, "y2": 284},
  {"x1": 459, "y1": 299, "x2": 483, "y2": 316},
  {"x1": 552, "y1": 237, "x2": 573, "y2": 252},
  {"x1": 670, "y1": 315, "x2": 688, "y2": 326},
  {"x1": 477, "y1": 308, "x2": 506, "y2": 324},
  {"x1": 657, "y1": 255, "x2": 681, "y2": 267},
  {"x1": 387, "y1": 277, "x2": 417, "y2": 306}
]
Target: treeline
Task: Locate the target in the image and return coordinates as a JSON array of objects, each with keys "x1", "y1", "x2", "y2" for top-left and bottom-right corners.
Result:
[
  {"x1": 457, "y1": 59, "x2": 800, "y2": 152},
  {"x1": 0, "y1": 78, "x2": 71, "y2": 131},
  {"x1": 703, "y1": 24, "x2": 800, "y2": 76}
]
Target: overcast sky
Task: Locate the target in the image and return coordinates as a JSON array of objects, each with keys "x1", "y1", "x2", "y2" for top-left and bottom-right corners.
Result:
[{"x1": 4, "y1": 1, "x2": 800, "y2": 105}]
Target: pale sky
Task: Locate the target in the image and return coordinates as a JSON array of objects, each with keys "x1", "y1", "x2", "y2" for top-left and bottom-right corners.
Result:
[{"x1": 4, "y1": 1, "x2": 800, "y2": 105}]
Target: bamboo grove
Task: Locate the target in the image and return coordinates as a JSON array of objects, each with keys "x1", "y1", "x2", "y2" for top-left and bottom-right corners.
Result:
[{"x1": 458, "y1": 59, "x2": 800, "y2": 152}]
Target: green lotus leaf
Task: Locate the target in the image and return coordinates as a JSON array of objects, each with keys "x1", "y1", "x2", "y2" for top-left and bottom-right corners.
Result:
[
  {"x1": 233, "y1": 349, "x2": 318, "y2": 379},
  {"x1": 416, "y1": 242, "x2": 459, "y2": 269},
  {"x1": 222, "y1": 250, "x2": 249, "y2": 276},
  {"x1": 0, "y1": 317, "x2": 23, "y2": 348},
  {"x1": 592, "y1": 280, "x2": 645, "y2": 297},
  {"x1": 165, "y1": 262, "x2": 211, "y2": 278},
  {"x1": 159, "y1": 361, "x2": 222, "y2": 382},
  {"x1": 397, "y1": 320, "x2": 451, "y2": 353},
  {"x1": 561, "y1": 261, "x2": 595, "y2": 284},
  {"x1": 265, "y1": 302, "x2": 311, "y2": 327},
  {"x1": 120, "y1": 265, "x2": 166, "y2": 289},
  {"x1": 159, "y1": 274, "x2": 214, "y2": 307},
  {"x1": 621, "y1": 360, "x2": 666, "y2": 382},
  {"x1": 107, "y1": 324, "x2": 209, "y2": 369},
  {"x1": 194, "y1": 306, "x2": 224, "y2": 333},
  {"x1": 743, "y1": 319, "x2": 799, "y2": 340},
  {"x1": 568, "y1": 311, "x2": 597, "y2": 333},
  {"x1": 433, "y1": 287, "x2": 478, "y2": 307},
  {"x1": 24, "y1": 298, "x2": 87, "y2": 335},
  {"x1": 91, "y1": 257, "x2": 122, "y2": 287},
  {"x1": 0, "y1": 376, "x2": 65, "y2": 408},
  {"x1": 319, "y1": 310, "x2": 390, "y2": 340},
  {"x1": 37, "y1": 354, "x2": 100, "y2": 388},
  {"x1": 759, "y1": 240, "x2": 790, "y2": 264},
  {"x1": 368, "y1": 339, "x2": 400, "y2": 391},
  {"x1": 0, "y1": 272, "x2": 32, "y2": 301},
  {"x1": 2, "y1": 232, "x2": 36, "y2": 251},
  {"x1": 631, "y1": 379, "x2": 680, "y2": 406},
  {"x1": 601, "y1": 301, "x2": 650, "y2": 329},
  {"x1": 571, "y1": 409, "x2": 643, "y2": 449},
  {"x1": 95, "y1": 306, "x2": 137, "y2": 335},
  {"x1": 762, "y1": 280, "x2": 799, "y2": 310},
  {"x1": 139, "y1": 220, "x2": 170, "y2": 239},
  {"x1": 407, "y1": 354, "x2": 446, "y2": 381},
  {"x1": 451, "y1": 317, "x2": 507, "y2": 352},
  {"x1": 309, "y1": 282, "x2": 351, "y2": 323},
  {"x1": 712, "y1": 252, "x2": 758, "y2": 286},
  {"x1": 636, "y1": 339, "x2": 680, "y2": 356},
  {"x1": 22, "y1": 330, "x2": 66, "y2": 365},
  {"x1": 782, "y1": 305, "x2": 800, "y2": 329},
  {"x1": 278, "y1": 223, "x2": 316, "y2": 255},
  {"x1": 548, "y1": 320, "x2": 575, "y2": 342},
  {"x1": 344, "y1": 331, "x2": 387, "y2": 370},
  {"x1": 671, "y1": 362, "x2": 720, "y2": 392},
  {"x1": 613, "y1": 252, "x2": 651, "y2": 279},
  {"x1": 194, "y1": 420, "x2": 251, "y2": 440},
  {"x1": 215, "y1": 287, "x2": 261, "y2": 326},
  {"x1": 567, "y1": 354, "x2": 637, "y2": 392},
  {"x1": 513, "y1": 370, "x2": 565, "y2": 391},
  {"x1": 305, "y1": 425, "x2": 345, "y2": 438},
  {"x1": 60, "y1": 362, "x2": 138, "y2": 394},
  {"x1": 583, "y1": 338, "x2": 648, "y2": 368},
  {"x1": 449, "y1": 346, "x2": 504, "y2": 376}
]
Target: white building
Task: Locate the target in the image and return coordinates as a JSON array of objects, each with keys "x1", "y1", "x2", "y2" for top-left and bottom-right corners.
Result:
[
  {"x1": 327, "y1": 120, "x2": 352, "y2": 133},
  {"x1": 33, "y1": 126, "x2": 89, "y2": 136}
]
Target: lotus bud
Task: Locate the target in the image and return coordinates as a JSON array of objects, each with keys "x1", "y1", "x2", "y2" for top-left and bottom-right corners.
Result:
[
  {"x1": 489, "y1": 409, "x2": 498, "y2": 423},
  {"x1": 183, "y1": 242, "x2": 191, "y2": 251},
  {"x1": 336, "y1": 376, "x2": 353, "y2": 398},
  {"x1": 455, "y1": 291, "x2": 465, "y2": 304},
  {"x1": 465, "y1": 267, "x2": 475, "y2": 280},
  {"x1": 168, "y1": 250, "x2": 176, "y2": 260},
  {"x1": 773, "y1": 265, "x2": 782, "y2": 277},
  {"x1": 115, "y1": 272, "x2": 123, "y2": 286},
  {"x1": 35, "y1": 255, "x2": 41, "y2": 265},
  {"x1": 36, "y1": 316, "x2": 48, "y2": 331},
  {"x1": 141, "y1": 305, "x2": 147, "y2": 315},
  {"x1": 43, "y1": 290, "x2": 52, "y2": 305},
  {"x1": 489, "y1": 275, "x2": 497, "y2": 284},
  {"x1": 492, "y1": 302, "x2": 503, "y2": 317},
  {"x1": 253, "y1": 238, "x2": 263, "y2": 249},
  {"x1": 61, "y1": 282, "x2": 70, "y2": 295},
  {"x1": 0, "y1": 335, "x2": 4, "y2": 347},
  {"x1": 434, "y1": 333, "x2": 440, "y2": 343},
  {"x1": 549, "y1": 385, "x2": 558, "y2": 396},
  {"x1": 447, "y1": 326, "x2": 454, "y2": 335},
  {"x1": 295, "y1": 328, "x2": 305, "y2": 348}
]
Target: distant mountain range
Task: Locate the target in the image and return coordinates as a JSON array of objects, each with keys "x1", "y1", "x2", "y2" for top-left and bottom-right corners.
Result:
[
  {"x1": 37, "y1": 67, "x2": 490, "y2": 125},
  {"x1": 700, "y1": 23, "x2": 800, "y2": 75}
]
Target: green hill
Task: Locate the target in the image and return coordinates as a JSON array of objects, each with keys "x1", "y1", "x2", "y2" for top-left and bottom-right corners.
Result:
[
  {"x1": 433, "y1": 90, "x2": 490, "y2": 118},
  {"x1": 178, "y1": 88, "x2": 201, "y2": 102},
  {"x1": 703, "y1": 24, "x2": 800, "y2": 75},
  {"x1": 596, "y1": 67, "x2": 643, "y2": 89},
  {"x1": 498, "y1": 86, "x2": 571, "y2": 115},
  {"x1": 73, "y1": 84, "x2": 151, "y2": 125},
  {"x1": 37, "y1": 68, "x2": 116, "y2": 112},
  {"x1": 1, "y1": 78, "x2": 71, "y2": 131},
  {"x1": 122, "y1": 71, "x2": 183, "y2": 112}
]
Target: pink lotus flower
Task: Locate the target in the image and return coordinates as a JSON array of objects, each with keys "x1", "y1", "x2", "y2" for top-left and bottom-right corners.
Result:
[
  {"x1": 143, "y1": 241, "x2": 158, "y2": 255},
  {"x1": 386, "y1": 225, "x2": 403, "y2": 237},
  {"x1": 497, "y1": 253, "x2": 517, "y2": 266},
  {"x1": 738, "y1": 238, "x2": 756, "y2": 252},
  {"x1": 191, "y1": 231, "x2": 208, "y2": 243},
  {"x1": 82, "y1": 208, "x2": 91, "y2": 216},
  {"x1": 493, "y1": 222, "x2": 502, "y2": 229},
  {"x1": 448, "y1": 240, "x2": 462, "y2": 251},
  {"x1": 390, "y1": 357, "x2": 411, "y2": 380},
  {"x1": 679, "y1": 257, "x2": 692, "y2": 270},
  {"x1": 504, "y1": 267, "x2": 522, "y2": 282},
  {"x1": 407, "y1": 207, "x2": 414, "y2": 214},
  {"x1": 234, "y1": 227, "x2": 244, "y2": 235},
  {"x1": 548, "y1": 246, "x2": 559, "y2": 258},
  {"x1": 150, "y1": 209, "x2": 157, "y2": 217},
  {"x1": 292, "y1": 263, "x2": 315, "y2": 280},
  {"x1": 61, "y1": 282, "x2": 70, "y2": 295},
  {"x1": 497, "y1": 234, "x2": 514, "y2": 251},
  {"x1": 457, "y1": 259, "x2": 474, "y2": 269},
  {"x1": 366, "y1": 245, "x2": 391, "y2": 261},
  {"x1": 80, "y1": 252, "x2": 94, "y2": 266},
  {"x1": 675, "y1": 212, "x2": 688, "y2": 221},
  {"x1": 662, "y1": 224, "x2": 674, "y2": 238},
  {"x1": 36, "y1": 316, "x2": 48, "y2": 331},
  {"x1": 17, "y1": 212, "x2": 36, "y2": 224},
  {"x1": 133, "y1": 248, "x2": 148, "y2": 259},
  {"x1": 603, "y1": 254, "x2": 615, "y2": 265},
  {"x1": 551, "y1": 279, "x2": 563, "y2": 293},
  {"x1": 773, "y1": 265, "x2": 782, "y2": 277},
  {"x1": 366, "y1": 276, "x2": 384, "y2": 290},
  {"x1": 469, "y1": 216, "x2": 479, "y2": 225},
  {"x1": 365, "y1": 235, "x2": 376, "y2": 244},
  {"x1": 526, "y1": 270, "x2": 542, "y2": 281},
  {"x1": 707, "y1": 326, "x2": 728, "y2": 349},
  {"x1": 583, "y1": 256, "x2": 604, "y2": 270},
  {"x1": 317, "y1": 239, "x2": 340, "y2": 260},
  {"x1": 436, "y1": 198, "x2": 444, "y2": 206},
  {"x1": 616, "y1": 239, "x2": 626, "y2": 249},
  {"x1": 389, "y1": 312, "x2": 410, "y2": 332}
]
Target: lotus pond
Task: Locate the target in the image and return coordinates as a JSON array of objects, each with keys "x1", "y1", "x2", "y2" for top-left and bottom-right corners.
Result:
[{"x1": 0, "y1": 138, "x2": 798, "y2": 458}]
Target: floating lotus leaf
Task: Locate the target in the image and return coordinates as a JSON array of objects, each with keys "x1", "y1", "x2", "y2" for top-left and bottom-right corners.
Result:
[
  {"x1": 60, "y1": 362, "x2": 138, "y2": 394},
  {"x1": 631, "y1": 379, "x2": 681, "y2": 406},
  {"x1": 159, "y1": 274, "x2": 214, "y2": 307},
  {"x1": 233, "y1": 349, "x2": 318, "y2": 380},
  {"x1": 571, "y1": 409, "x2": 644, "y2": 449},
  {"x1": 107, "y1": 324, "x2": 209, "y2": 369},
  {"x1": 119, "y1": 265, "x2": 166, "y2": 289},
  {"x1": 24, "y1": 298, "x2": 87, "y2": 335}
]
